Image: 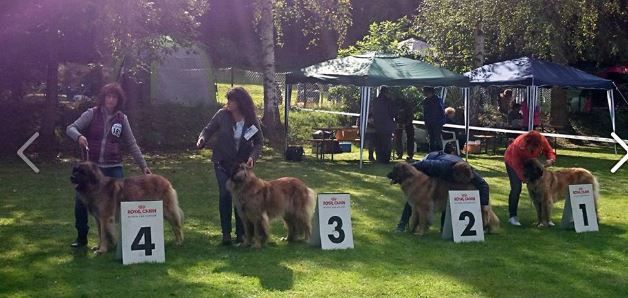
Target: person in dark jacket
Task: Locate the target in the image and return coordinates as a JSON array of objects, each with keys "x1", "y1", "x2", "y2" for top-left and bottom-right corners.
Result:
[
  {"x1": 422, "y1": 87, "x2": 445, "y2": 151},
  {"x1": 371, "y1": 87, "x2": 397, "y2": 163},
  {"x1": 66, "y1": 83, "x2": 151, "y2": 248},
  {"x1": 394, "y1": 151, "x2": 491, "y2": 232},
  {"x1": 394, "y1": 95, "x2": 417, "y2": 161},
  {"x1": 197, "y1": 87, "x2": 263, "y2": 245}
]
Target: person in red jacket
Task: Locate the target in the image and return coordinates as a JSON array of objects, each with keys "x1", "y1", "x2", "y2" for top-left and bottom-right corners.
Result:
[{"x1": 504, "y1": 131, "x2": 556, "y2": 226}]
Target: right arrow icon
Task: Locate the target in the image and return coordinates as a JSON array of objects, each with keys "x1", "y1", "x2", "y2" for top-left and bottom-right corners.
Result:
[{"x1": 611, "y1": 132, "x2": 628, "y2": 173}]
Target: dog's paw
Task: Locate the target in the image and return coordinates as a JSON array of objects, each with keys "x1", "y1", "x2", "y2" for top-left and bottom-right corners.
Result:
[{"x1": 93, "y1": 249, "x2": 107, "y2": 255}]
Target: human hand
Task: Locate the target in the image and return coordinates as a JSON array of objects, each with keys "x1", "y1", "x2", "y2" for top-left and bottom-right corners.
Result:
[
  {"x1": 78, "y1": 135, "x2": 89, "y2": 150},
  {"x1": 196, "y1": 137, "x2": 205, "y2": 149},
  {"x1": 246, "y1": 157, "x2": 255, "y2": 168},
  {"x1": 544, "y1": 159, "x2": 555, "y2": 168}
]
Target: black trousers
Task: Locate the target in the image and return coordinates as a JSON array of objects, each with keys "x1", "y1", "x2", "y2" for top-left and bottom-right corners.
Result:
[
  {"x1": 506, "y1": 163, "x2": 523, "y2": 217},
  {"x1": 374, "y1": 132, "x2": 392, "y2": 163},
  {"x1": 214, "y1": 163, "x2": 244, "y2": 237},
  {"x1": 426, "y1": 123, "x2": 443, "y2": 151},
  {"x1": 395, "y1": 124, "x2": 415, "y2": 158}
]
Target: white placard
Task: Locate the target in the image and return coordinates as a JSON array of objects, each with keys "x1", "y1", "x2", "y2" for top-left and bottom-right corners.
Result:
[
  {"x1": 566, "y1": 184, "x2": 599, "y2": 233},
  {"x1": 317, "y1": 193, "x2": 354, "y2": 249},
  {"x1": 442, "y1": 190, "x2": 484, "y2": 243},
  {"x1": 120, "y1": 201, "x2": 165, "y2": 265}
]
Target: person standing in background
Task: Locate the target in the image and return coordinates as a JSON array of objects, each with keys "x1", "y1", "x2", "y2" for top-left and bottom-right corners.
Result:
[
  {"x1": 371, "y1": 87, "x2": 397, "y2": 163},
  {"x1": 422, "y1": 87, "x2": 445, "y2": 152}
]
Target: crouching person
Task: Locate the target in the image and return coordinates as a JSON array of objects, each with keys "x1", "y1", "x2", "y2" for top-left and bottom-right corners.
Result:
[{"x1": 394, "y1": 151, "x2": 499, "y2": 233}]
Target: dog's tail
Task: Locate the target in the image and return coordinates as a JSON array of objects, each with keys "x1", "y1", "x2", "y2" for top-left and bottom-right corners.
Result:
[
  {"x1": 306, "y1": 187, "x2": 317, "y2": 217},
  {"x1": 592, "y1": 174, "x2": 600, "y2": 222},
  {"x1": 482, "y1": 205, "x2": 500, "y2": 234},
  {"x1": 165, "y1": 187, "x2": 185, "y2": 245}
]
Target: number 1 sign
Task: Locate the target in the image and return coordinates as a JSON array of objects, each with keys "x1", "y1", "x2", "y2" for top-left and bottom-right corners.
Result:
[
  {"x1": 442, "y1": 190, "x2": 484, "y2": 243},
  {"x1": 310, "y1": 193, "x2": 354, "y2": 250},
  {"x1": 120, "y1": 201, "x2": 165, "y2": 265},
  {"x1": 561, "y1": 184, "x2": 599, "y2": 233}
]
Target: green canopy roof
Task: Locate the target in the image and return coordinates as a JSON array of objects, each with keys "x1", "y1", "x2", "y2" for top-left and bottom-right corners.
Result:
[{"x1": 285, "y1": 52, "x2": 469, "y2": 87}]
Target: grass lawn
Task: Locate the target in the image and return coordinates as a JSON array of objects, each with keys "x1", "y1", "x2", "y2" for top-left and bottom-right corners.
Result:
[{"x1": 1, "y1": 146, "x2": 627, "y2": 297}]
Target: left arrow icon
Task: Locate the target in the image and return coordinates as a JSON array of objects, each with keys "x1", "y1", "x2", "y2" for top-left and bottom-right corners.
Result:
[{"x1": 17, "y1": 132, "x2": 40, "y2": 173}]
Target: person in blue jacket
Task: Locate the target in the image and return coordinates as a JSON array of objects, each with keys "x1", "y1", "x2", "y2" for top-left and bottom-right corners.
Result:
[
  {"x1": 422, "y1": 87, "x2": 445, "y2": 151},
  {"x1": 394, "y1": 151, "x2": 491, "y2": 232}
]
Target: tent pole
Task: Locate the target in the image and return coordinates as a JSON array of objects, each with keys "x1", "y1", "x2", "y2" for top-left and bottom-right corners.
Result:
[
  {"x1": 359, "y1": 87, "x2": 371, "y2": 169},
  {"x1": 464, "y1": 87, "x2": 470, "y2": 161},
  {"x1": 607, "y1": 89, "x2": 617, "y2": 154},
  {"x1": 284, "y1": 84, "x2": 291, "y2": 155}
]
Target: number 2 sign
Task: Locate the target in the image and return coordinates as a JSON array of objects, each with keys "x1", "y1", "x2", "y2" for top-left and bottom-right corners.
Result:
[
  {"x1": 442, "y1": 190, "x2": 485, "y2": 243},
  {"x1": 120, "y1": 201, "x2": 165, "y2": 265},
  {"x1": 312, "y1": 193, "x2": 354, "y2": 250}
]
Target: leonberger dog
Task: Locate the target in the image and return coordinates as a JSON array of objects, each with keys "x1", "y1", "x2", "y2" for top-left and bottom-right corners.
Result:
[
  {"x1": 387, "y1": 162, "x2": 500, "y2": 236},
  {"x1": 70, "y1": 161, "x2": 184, "y2": 254},
  {"x1": 227, "y1": 163, "x2": 316, "y2": 248},
  {"x1": 523, "y1": 158, "x2": 599, "y2": 227}
]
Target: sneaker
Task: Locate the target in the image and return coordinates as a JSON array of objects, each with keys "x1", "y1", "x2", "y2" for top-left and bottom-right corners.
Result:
[
  {"x1": 70, "y1": 237, "x2": 87, "y2": 248},
  {"x1": 508, "y1": 216, "x2": 522, "y2": 226},
  {"x1": 548, "y1": 221, "x2": 555, "y2": 227},
  {"x1": 394, "y1": 224, "x2": 406, "y2": 233}
]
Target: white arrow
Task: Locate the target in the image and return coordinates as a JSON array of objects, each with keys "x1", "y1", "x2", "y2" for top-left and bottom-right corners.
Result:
[
  {"x1": 17, "y1": 132, "x2": 40, "y2": 174},
  {"x1": 611, "y1": 132, "x2": 628, "y2": 173}
]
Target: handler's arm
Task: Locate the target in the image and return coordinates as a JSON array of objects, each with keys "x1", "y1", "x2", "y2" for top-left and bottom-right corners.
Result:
[
  {"x1": 197, "y1": 110, "x2": 223, "y2": 148},
  {"x1": 470, "y1": 171, "x2": 490, "y2": 206},
  {"x1": 66, "y1": 109, "x2": 94, "y2": 141},
  {"x1": 121, "y1": 115, "x2": 148, "y2": 171}
]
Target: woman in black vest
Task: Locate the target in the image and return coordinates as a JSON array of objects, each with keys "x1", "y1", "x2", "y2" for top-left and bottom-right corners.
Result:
[
  {"x1": 66, "y1": 83, "x2": 150, "y2": 247},
  {"x1": 197, "y1": 87, "x2": 263, "y2": 245}
]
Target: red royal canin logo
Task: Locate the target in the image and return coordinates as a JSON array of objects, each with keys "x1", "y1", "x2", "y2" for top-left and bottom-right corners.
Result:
[
  {"x1": 572, "y1": 187, "x2": 590, "y2": 195},
  {"x1": 454, "y1": 193, "x2": 476, "y2": 201},
  {"x1": 322, "y1": 197, "x2": 346, "y2": 206}
]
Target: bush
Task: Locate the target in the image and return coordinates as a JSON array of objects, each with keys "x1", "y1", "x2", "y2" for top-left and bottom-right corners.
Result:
[{"x1": 287, "y1": 109, "x2": 348, "y2": 145}]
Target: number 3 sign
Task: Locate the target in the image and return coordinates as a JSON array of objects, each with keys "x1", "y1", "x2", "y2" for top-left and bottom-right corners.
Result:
[
  {"x1": 309, "y1": 193, "x2": 354, "y2": 249},
  {"x1": 442, "y1": 190, "x2": 485, "y2": 243},
  {"x1": 120, "y1": 201, "x2": 166, "y2": 265}
]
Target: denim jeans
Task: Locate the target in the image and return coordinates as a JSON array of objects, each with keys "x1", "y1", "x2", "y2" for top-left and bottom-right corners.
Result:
[
  {"x1": 214, "y1": 163, "x2": 244, "y2": 238},
  {"x1": 506, "y1": 163, "x2": 522, "y2": 217},
  {"x1": 74, "y1": 166, "x2": 124, "y2": 241}
]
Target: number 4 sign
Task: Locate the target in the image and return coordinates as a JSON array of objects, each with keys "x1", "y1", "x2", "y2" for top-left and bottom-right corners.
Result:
[
  {"x1": 561, "y1": 184, "x2": 599, "y2": 233},
  {"x1": 309, "y1": 193, "x2": 354, "y2": 250},
  {"x1": 120, "y1": 201, "x2": 166, "y2": 265},
  {"x1": 442, "y1": 190, "x2": 485, "y2": 243}
]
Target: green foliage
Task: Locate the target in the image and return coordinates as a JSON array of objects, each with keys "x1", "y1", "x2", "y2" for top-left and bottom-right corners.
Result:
[
  {"x1": 328, "y1": 86, "x2": 361, "y2": 113},
  {"x1": 339, "y1": 17, "x2": 414, "y2": 56},
  {"x1": 415, "y1": 0, "x2": 628, "y2": 70},
  {"x1": 1, "y1": 149, "x2": 627, "y2": 296},
  {"x1": 287, "y1": 109, "x2": 347, "y2": 144}
]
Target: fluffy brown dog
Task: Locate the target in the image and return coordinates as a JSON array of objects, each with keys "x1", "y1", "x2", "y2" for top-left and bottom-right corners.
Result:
[
  {"x1": 523, "y1": 158, "x2": 600, "y2": 227},
  {"x1": 70, "y1": 161, "x2": 184, "y2": 254},
  {"x1": 227, "y1": 163, "x2": 316, "y2": 248},
  {"x1": 387, "y1": 162, "x2": 500, "y2": 235}
]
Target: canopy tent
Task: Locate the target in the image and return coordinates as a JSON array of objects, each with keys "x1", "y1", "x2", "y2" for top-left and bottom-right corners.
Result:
[
  {"x1": 464, "y1": 57, "x2": 617, "y2": 146},
  {"x1": 284, "y1": 52, "x2": 470, "y2": 167}
]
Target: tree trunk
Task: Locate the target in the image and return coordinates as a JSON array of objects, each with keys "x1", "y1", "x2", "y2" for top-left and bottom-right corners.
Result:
[
  {"x1": 40, "y1": 49, "x2": 59, "y2": 155},
  {"x1": 259, "y1": 0, "x2": 284, "y2": 151},
  {"x1": 473, "y1": 22, "x2": 485, "y2": 68},
  {"x1": 547, "y1": 4, "x2": 569, "y2": 128}
]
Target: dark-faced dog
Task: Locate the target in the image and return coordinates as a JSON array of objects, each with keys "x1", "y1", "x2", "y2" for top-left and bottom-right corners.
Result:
[
  {"x1": 71, "y1": 161, "x2": 184, "y2": 254},
  {"x1": 523, "y1": 158, "x2": 599, "y2": 227},
  {"x1": 387, "y1": 162, "x2": 500, "y2": 235}
]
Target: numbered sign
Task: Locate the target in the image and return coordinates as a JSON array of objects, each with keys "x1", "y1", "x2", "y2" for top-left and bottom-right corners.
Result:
[
  {"x1": 442, "y1": 190, "x2": 484, "y2": 243},
  {"x1": 314, "y1": 193, "x2": 354, "y2": 250},
  {"x1": 120, "y1": 201, "x2": 165, "y2": 265},
  {"x1": 561, "y1": 184, "x2": 599, "y2": 233}
]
